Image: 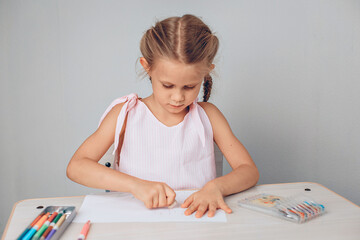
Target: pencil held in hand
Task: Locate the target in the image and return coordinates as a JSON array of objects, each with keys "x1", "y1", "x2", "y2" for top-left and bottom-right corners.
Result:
[{"x1": 168, "y1": 200, "x2": 177, "y2": 209}]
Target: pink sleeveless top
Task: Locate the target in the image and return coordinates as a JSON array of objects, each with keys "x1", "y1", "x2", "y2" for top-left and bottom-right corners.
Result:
[{"x1": 98, "y1": 93, "x2": 216, "y2": 190}]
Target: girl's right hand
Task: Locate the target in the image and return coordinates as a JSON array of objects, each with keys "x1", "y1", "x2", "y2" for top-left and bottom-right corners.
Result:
[{"x1": 130, "y1": 179, "x2": 176, "y2": 209}]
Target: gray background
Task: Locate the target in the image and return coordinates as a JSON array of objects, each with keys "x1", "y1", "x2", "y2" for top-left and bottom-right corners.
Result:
[{"x1": 1, "y1": 0, "x2": 359, "y2": 235}]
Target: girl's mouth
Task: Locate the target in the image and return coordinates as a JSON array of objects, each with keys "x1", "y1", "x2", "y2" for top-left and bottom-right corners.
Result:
[{"x1": 169, "y1": 104, "x2": 184, "y2": 108}]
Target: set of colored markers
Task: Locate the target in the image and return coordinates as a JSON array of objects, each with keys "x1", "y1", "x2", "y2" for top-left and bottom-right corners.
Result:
[
  {"x1": 17, "y1": 206, "x2": 76, "y2": 240},
  {"x1": 238, "y1": 193, "x2": 326, "y2": 223}
]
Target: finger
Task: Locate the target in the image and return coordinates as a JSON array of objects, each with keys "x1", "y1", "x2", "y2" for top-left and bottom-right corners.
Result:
[
  {"x1": 219, "y1": 200, "x2": 232, "y2": 214},
  {"x1": 184, "y1": 202, "x2": 199, "y2": 216},
  {"x1": 152, "y1": 194, "x2": 159, "y2": 208},
  {"x1": 145, "y1": 198, "x2": 153, "y2": 209},
  {"x1": 158, "y1": 189, "x2": 167, "y2": 208},
  {"x1": 207, "y1": 202, "x2": 217, "y2": 217},
  {"x1": 164, "y1": 185, "x2": 176, "y2": 206},
  {"x1": 195, "y1": 203, "x2": 208, "y2": 218},
  {"x1": 181, "y1": 195, "x2": 194, "y2": 208}
]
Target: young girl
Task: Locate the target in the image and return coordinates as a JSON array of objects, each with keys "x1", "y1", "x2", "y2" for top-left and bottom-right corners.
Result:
[{"x1": 67, "y1": 14, "x2": 259, "y2": 218}]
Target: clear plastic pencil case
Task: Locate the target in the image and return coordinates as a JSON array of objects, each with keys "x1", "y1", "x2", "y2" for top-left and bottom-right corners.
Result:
[{"x1": 238, "y1": 193, "x2": 326, "y2": 223}]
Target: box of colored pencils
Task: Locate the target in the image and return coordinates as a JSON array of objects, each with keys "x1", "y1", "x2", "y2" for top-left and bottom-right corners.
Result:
[
  {"x1": 238, "y1": 193, "x2": 326, "y2": 223},
  {"x1": 17, "y1": 206, "x2": 76, "y2": 240}
]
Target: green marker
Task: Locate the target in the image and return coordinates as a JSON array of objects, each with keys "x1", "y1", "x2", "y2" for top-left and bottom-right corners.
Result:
[
  {"x1": 39, "y1": 212, "x2": 63, "y2": 240},
  {"x1": 32, "y1": 212, "x2": 58, "y2": 240}
]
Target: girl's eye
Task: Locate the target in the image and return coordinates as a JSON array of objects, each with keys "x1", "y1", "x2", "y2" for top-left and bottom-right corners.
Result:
[
  {"x1": 162, "y1": 84, "x2": 195, "y2": 90},
  {"x1": 184, "y1": 86, "x2": 195, "y2": 90}
]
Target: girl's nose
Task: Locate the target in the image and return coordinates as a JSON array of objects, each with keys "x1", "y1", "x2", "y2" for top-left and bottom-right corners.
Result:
[{"x1": 171, "y1": 91, "x2": 185, "y2": 103}]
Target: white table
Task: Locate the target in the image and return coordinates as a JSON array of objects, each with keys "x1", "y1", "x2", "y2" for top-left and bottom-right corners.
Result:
[{"x1": 2, "y1": 182, "x2": 360, "y2": 240}]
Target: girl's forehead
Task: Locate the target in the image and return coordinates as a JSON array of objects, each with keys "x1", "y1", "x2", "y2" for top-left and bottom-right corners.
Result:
[{"x1": 153, "y1": 58, "x2": 209, "y2": 77}]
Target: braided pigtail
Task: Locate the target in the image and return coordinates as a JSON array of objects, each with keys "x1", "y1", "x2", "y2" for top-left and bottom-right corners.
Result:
[{"x1": 202, "y1": 74, "x2": 213, "y2": 102}]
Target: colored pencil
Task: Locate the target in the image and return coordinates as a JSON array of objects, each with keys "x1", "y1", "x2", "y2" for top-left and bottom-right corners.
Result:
[{"x1": 77, "y1": 220, "x2": 91, "y2": 240}]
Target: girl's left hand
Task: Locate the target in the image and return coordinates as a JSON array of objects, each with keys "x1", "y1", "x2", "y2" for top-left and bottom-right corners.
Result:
[{"x1": 181, "y1": 181, "x2": 232, "y2": 218}]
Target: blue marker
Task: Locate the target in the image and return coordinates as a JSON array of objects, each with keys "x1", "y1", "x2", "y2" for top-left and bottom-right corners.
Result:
[{"x1": 22, "y1": 212, "x2": 50, "y2": 240}]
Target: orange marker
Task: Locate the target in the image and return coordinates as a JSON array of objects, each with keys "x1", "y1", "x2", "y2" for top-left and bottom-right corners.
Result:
[
  {"x1": 31, "y1": 213, "x2": 45, "y2": 227},
  {"x1": 22, "y1": 212, "x2": 50, "y2": 240}
]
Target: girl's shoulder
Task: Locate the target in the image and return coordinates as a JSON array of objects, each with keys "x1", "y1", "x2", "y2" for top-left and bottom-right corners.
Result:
[
  {"x1": 197, "y1": 101, "x2": 223, "y2": 120},
  {"x1": 98, "y1": 102, "x2": 126, "y2": 130},
  {"x1": 98, "y1": 93, "x2": 139, "y2": 127},
  {"x1": 197, "y1": 101, "x2": 232, "y2": 140}
]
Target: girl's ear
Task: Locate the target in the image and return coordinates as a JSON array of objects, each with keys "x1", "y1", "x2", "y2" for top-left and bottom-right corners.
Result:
[
  {"x1": 140, "y1": 57, "x2": 150, "y2": 73},
  {"x1": 210, "y1": 64, "x2": 215, "y2": 70}
]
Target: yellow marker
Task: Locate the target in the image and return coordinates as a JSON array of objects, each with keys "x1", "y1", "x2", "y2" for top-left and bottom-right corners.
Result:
[{"x1": 44, "y1": 214, "x2": 66, "y2": 240}]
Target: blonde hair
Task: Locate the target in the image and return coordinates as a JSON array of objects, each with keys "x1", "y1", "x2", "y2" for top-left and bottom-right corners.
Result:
[{"x1": 138, "y1": 14, "x2": 219, "y2": 102}]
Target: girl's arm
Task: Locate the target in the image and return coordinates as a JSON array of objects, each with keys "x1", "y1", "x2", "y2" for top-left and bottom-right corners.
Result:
[
  {"x1": 66, "y1": 103, "x2": 176, "y2": 208},
  {"x1": 181, "y1": 102, "x2": 259, "y2": 217},
  {"x1": 67, "y1": 103, "x2": 137, "y2": 192},
  {"x1": 204, "y1": 102, "x2": 259, "y2": 196}
]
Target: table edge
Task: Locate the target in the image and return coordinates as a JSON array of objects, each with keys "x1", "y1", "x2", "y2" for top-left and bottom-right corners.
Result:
[{"x1": 2, "y1": 182, "x2": 359, "y2": 240}]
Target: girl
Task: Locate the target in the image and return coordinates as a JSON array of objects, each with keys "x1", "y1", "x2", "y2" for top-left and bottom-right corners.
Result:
[{"x1": 67, "y1": 14, "x2": 259, "y2": 218}]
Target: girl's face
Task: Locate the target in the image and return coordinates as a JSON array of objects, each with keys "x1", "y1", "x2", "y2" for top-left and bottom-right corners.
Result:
[{"x1": 141, "y1": 57, "x2": 213, "y2": 115}]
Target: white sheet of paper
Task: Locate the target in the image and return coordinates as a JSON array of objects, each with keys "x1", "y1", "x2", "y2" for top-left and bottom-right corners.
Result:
[{"x1": 73, "y1": 190, "x2": 227, "y2": 222}]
